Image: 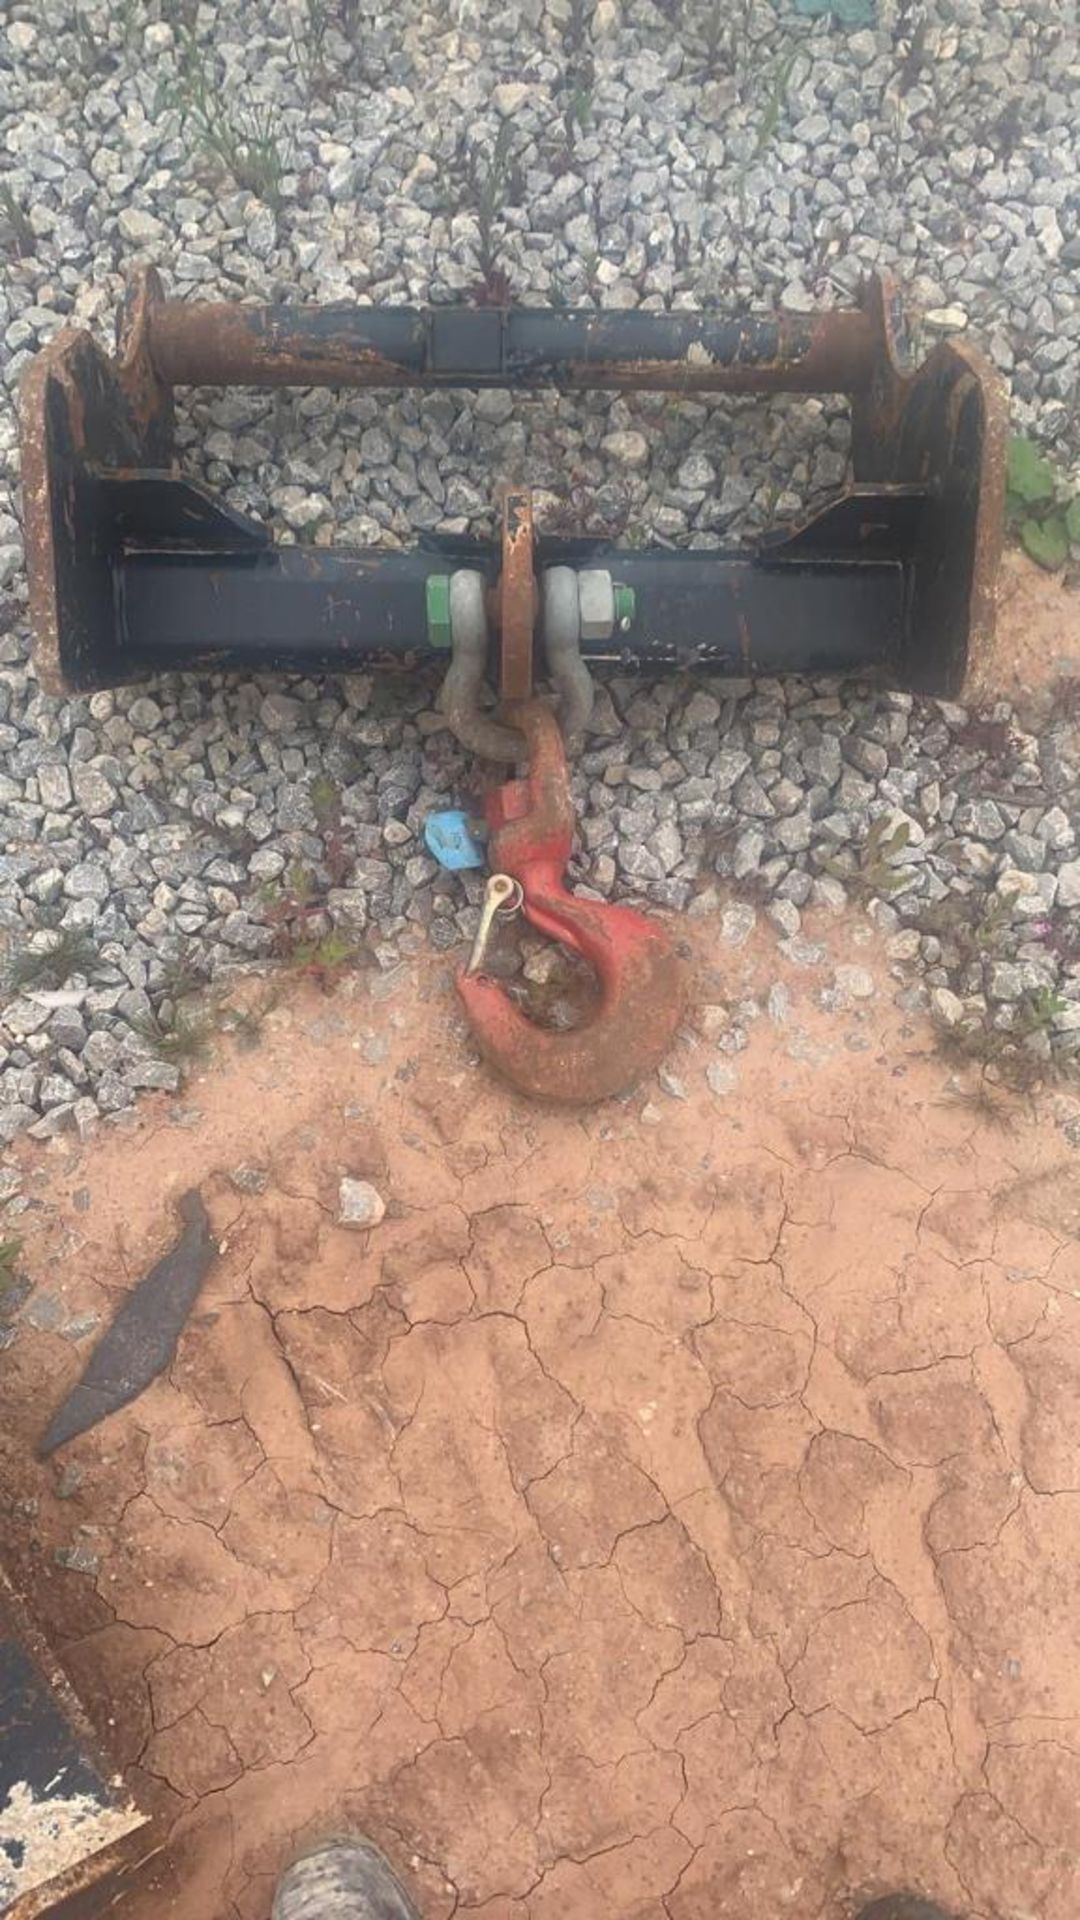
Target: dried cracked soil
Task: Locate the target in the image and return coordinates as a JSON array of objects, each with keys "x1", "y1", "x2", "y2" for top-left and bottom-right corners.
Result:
[{"x1": 2, "y1": 911, "x2": 1079, "y2": 1920}]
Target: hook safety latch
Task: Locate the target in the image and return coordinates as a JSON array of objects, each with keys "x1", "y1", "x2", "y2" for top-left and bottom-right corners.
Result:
[{"x1": 456, "y1": 701, "x2": 685, "y2": 1104}]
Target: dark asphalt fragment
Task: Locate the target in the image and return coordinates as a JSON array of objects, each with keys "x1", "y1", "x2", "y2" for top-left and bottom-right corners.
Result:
[{"x1": 37, "y1": 1190, "x2": 215, "y2": 1457}]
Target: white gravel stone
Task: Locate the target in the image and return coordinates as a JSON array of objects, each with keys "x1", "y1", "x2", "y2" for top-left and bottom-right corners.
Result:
[
  {"x1": 721, "y1": 904, "x2": 757, "y2": 947},
  {"x1": 338, "y1": 1178, "x2": 386, "y2": 1230},
  {"x1": 117, "y1": 207, "x2": 166, "y2": 246},
  {"x1": 930, "y1": 987, "x2": 966, "y2": 1027},
  {"x1": 600, "y1": 430, "x2": 649, "y2": 470},
  {"x1": 833, "y1": 965, "x2": 875, "y2": 1001}
]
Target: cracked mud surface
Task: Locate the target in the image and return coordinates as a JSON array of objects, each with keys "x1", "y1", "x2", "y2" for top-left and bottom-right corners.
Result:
[{"x1": 2, "y1": 915, "x2": 1079, "y2": 1920}]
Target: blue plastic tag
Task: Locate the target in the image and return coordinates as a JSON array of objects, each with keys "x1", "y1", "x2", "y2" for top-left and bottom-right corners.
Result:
[{"x1": 423, "y1": 808, "x2": 486, "y2": 871}]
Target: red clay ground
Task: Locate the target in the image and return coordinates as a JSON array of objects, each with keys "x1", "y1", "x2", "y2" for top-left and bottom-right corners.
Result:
[{"x1": 2, "y1": 908, "x2": 1079, "y2": 1920}]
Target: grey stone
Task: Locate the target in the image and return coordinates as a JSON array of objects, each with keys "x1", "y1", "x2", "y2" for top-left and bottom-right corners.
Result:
[
  {"x1": 1037, "y1": 807, "x2": 1073, "y2": 851},
  {"x1": 767, "y1": 983, "x2": 792, "y2": 1025},
  {"x1": 930, "y1": 986, "x2": 966, "y2": 1027},
  {"x1": 954, "y1": 798, "x2": 1007, "y2": 840},
  {"x1": 117, "y1": 206, "x2": 165, "y2": 245},
  {"x1": 124, "y1": 1058, "x2": 182, "y2": 1092},
  {"x1": 338, "y1": 1177, "x2": 387, "y2": 1229},
  {"x1": 618, "y1": 842, "x2": 665, "y2": 882},
  {"x1": 82, "y1": 1029, "x2": 120, "y2": 1074},
  {"x1": 988, "y1": 962, "x2": 1024, "y2": 1002},
  {"x1": 64, "y1": 862, "x2": 110, "y2": 902},
  {"x1": 844, "y1": 738, "x2": 889, "y2": 779},
  {"x1": 54, "y1": 1541, "x2": 100, "y2": 1576},
  {"x1": 230, "y1": 1165, "x2": 269, "y2": 1194},
  {"x1": 801, "y1": 737, "x2": 843, "y2": 787},
  {"x1": 721, "y1": 904, "x2": 756, "y2": 947},
  {"x1": 733, "y1": 771, "x2": 775, "y2": 818},
  {"x1": 127, "y1": 695, "x2": 163, "y2": 730},
  {"x1": 0, "y1": 1106, "x2": 36, "y2": 1144},
  {"x1": 767, "y1": 900, "x2": 801, "y2": 939},
  {"x1": 601, "y1": 429, "x2": 649, "y2": 469},
  {"x1": 832, "y1": 965, "x2": 875, "y2": 1002},
  {"x1": 37, "y1": 764, "x2": 72, "y2": 809},
  {"x1": 72, "y1": 764, "x2": 116, "y2": 814},
  {"x1": 776, "y1": 810, "x2": 812, "y2": 853},
  {"x1": 260, "y1": 693, "x2": 303, "y2": 733}
]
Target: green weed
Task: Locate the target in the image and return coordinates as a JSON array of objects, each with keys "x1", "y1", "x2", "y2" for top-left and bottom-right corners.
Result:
[
  {"x1": 686, "y1": 0, "x2": 757, "y2": 77},
  {"x1": 0, "y1": 186, "x2": 35, "y2": 259},
  {"x1": 156, "y1": 949, "x2": 209, "y2": 1005},
  {"x1": 821, "y1": 814, "x2": 913, "y2": 899},
  {"x1": 259, "y1": 862, "x2": 326, "y2": 959},
  {"x1": 914, "y1": 889, "x2": 1018, "y2": 963},
  {"x1": 219, "y1": 983, "x2": 281, "y2": 1050},
  {"x1": 565, "y1": 84, "x2": 593, "y2": 137},
  {"x1": 933, "y1": 987, "x2": 1075, "y2": 1096},
  {"x1": 939, "y1": 1078, "x2": 1022, "y2": 1134},
  {"x1": 135, "y1": 1006, "x2": 213, "y2": 1065},
  {"x1": 564, "y1": 0, "x2": 595, "y2": 53},
  {"x1": 462, "y1": 123, "x2": 521, "y2": 306},
  {"x1": 288, "y1": 0, "x2": 337, "y2": 99},
  {"x1": 737, "y1": 45, "x2": 798, "y2": 212},
  {"x1": 156, "y1": 26, "x2": 288, "y2": 210},
  {"x1": 0, "y1": 1236, "x2": 23, "y2": 1287},
  {"x1": 1015, "y1": 986, "x2": 1068, "y2": 1038},
  {"x1": 310, "y1": 774, "x2": 352, "y2": 887},
  {"x1": 5, "y1": 927, "x2": 99, "y2": 993},
  {"x1": 1006, "y1": 435, "x2": 1080, "y2": 572},
  {"x1": 285, "y1": 928, "x2": 357, "y2": 988}
]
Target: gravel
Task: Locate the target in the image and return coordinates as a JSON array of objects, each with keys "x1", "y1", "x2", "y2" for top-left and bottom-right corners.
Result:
[
  {"x1": 338, "y1": 1176, "x2": 387, "y2": 1228},
  {"x1": 0, "y1": 0, "x2": 1078, "y2": 1144}
]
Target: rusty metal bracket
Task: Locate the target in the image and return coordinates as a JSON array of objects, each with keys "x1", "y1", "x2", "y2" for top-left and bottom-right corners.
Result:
[
  {"x1": 20, "y1": 269, "x2": 1005, "y2": 703},
  {"x1": 496, "y1": 487, "x2": 537, "y2": 705},
  {"x1": 456, "y1": 701, "x2": 685, "y2": 1103}
]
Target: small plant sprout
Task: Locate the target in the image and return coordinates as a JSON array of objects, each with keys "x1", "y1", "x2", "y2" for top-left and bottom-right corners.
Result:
[
  {"x1": 155, "y1": 25, "x2": 289, "y2": 210},
  {"x1": 5, "y1": 926, "x2": 99, "y2": 993},
  {"x1": 0, "y1": 1235, "x2": 24, "y2": 1288},
  {"x1": 463, "y1": 123, "x2": 521, "y2": 307},
  {"x1": 135, "y1": 1006, "x2": 214, "y2": 1066},
  {"x1": 0, "y1": 185, "x2": 35, "y2": 259},
  {"x1": 822, "y1": 814, "x2": 913, "y2": 900},
  {"x1": 1005, "y1": 435, "x2": 1080, "y2": 572}
]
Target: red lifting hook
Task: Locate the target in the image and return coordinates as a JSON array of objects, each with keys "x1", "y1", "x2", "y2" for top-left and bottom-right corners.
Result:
[{"x1": 456, "y1": 701, "x2": 686, "y2": 1104}]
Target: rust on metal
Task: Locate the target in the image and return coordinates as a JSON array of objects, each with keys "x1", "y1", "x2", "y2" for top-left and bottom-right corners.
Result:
[
  {"x1": 849, "y1": 289, "x2": 1008, "y2": 697},
  {"x1": 456, "y1": 702, "x2": 685, "y2": 1104},
  {"x1": 114, "y1": 263, "x2": 174, "y2": 443},
  {"x1": 931, "y1": 340, "x2": 1008, "y2": 697},
  {"x1": 17, "y1": 268, "x2": 1007, "y2": 706},
  {"x1": 18, "y1": 331, "x2": 83, "y2": 698},
  {"x1": 550, "y1": 312, "x2": 879, "y2": 394},
  {"x1": 140, "y1": 295, "x2": 881, "y2": 396},
  {"x1": 146, "y1": 300, "x2": 420, "y2": 389},
  {"x1": 496, "y1": 487, "x2": 536, "y2": 703}
]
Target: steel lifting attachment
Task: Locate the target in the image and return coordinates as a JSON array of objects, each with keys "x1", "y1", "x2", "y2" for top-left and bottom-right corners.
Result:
[
  {"x1": 456, "y1": 701, "x2": 685, "y2": 1104},
  {"x1": 446, "y1": 489, "x2": 683, "y2": 1102},
  {"x1": 22, "y1": 268, "x2": 1005, "y2": 713},
  {"x1": 19, "y1": 267, "x2": 1006, "y2": 1102}
]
